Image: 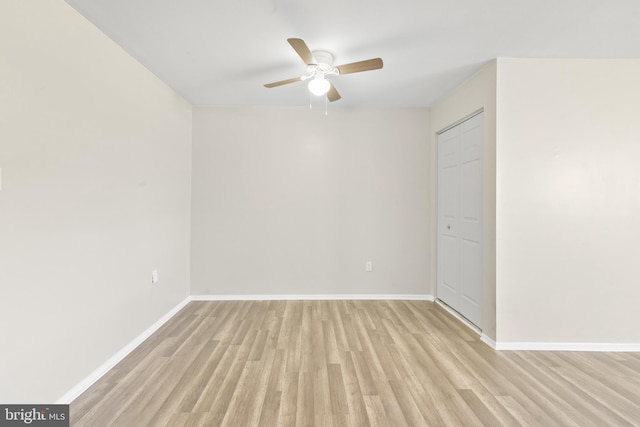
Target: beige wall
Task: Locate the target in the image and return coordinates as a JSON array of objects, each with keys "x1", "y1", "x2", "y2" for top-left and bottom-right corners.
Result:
[
  {"x1": 0, "y1": 0, "x2": 192, "y2": 402},
  {"x1": 431, "y1": 61, "x2": 497, "y2": 340},
  {"x1": 191, "y1": 107, "x2": 431, "y2": 296},
  {"x1": 496, "y1": 59, "x2": 640, "y2": 343}
]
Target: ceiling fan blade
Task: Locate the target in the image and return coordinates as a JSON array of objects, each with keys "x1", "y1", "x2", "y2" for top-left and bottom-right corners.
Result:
[
  {"x1": 336, "y1": 58, "x2": 383, "y2": 75},
  {"x1": 264, "y1": 77, "x2": 302, "y2": 88},
  {"x1": 327, "y1": 81, "x2": 341, "y2": 102},
  {"x1": 287, "y1": 38, "x2": 317, "y2": 65}
]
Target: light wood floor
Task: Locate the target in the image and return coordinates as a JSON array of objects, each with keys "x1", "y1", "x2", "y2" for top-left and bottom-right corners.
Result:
[{"x1": 71, "y1": 300, "x2": 640, "y2": 426}]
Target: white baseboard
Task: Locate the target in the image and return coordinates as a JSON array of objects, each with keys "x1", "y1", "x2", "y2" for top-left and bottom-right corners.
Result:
[
  {"x1": 474, "y1": 333, "x2": 640, "y2": 353},
  {"x1": 190, "y1": 294, "x2": 435, "y2": 301},
  {"x1": 481, "y1": 333, "x2": 497, "y2": 349},
  {"x1": 494, "y1": 342, "x2": 640, "y2": 352},
  {"x1": 56, "y1": 297, "x2": 191, "y2": 404}
]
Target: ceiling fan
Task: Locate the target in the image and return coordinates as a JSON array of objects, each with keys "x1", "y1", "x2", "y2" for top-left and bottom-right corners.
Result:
[{"x1": 264, "y1": 38, "x2": 383, "y2": 102}]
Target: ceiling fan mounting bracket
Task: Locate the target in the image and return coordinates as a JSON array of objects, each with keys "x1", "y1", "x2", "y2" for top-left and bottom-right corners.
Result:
[
  {"x1": 312, "y1": 51, "x2": 334, "y2": 66},
  {"x1": 303, "y1": 51, "x2": 338, "y2": 79}
]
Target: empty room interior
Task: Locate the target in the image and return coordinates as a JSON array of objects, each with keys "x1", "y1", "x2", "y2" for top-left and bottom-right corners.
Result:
[{"x1": 2, "y1": 0, "x2": 640, "y2": 425}]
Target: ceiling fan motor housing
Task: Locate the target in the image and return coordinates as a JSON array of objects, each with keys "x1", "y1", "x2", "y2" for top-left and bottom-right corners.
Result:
[{"x1": 310, "y1": 51, "x2": 338, "y2": 76}]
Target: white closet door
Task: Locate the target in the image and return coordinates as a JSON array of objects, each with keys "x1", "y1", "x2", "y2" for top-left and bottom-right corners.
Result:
[
  {"x1": 437, "y1": 112, "x2": 483, "y2": 327},
  {"x1": 437, "y1": 125, "x2": 461, "y2": 309}
]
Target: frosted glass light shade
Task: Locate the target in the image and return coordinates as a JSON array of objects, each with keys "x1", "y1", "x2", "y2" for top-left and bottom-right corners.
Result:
[{"x1": 308, "y1": 78, "x2": 330, "y2": 96}]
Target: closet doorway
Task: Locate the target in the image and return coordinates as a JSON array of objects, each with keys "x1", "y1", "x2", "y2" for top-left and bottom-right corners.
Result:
[{"x1": 437, "y1": 112, "x2": 483, "y2": 327}]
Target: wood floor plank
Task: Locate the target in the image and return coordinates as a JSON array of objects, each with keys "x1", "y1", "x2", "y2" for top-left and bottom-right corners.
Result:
[
  {"x1": 296, "y1": 371, "x2": 315, "y2": 427},
  {"x1": 221, "y1": 351, "x2": 274, "y2": 427},
  {"x1": 495, "y1": 395, "x2": 542, "y2": 427},
  {"x1": 146, "y1": 339, "x2": 221, "y2": 426},
  {"x1": 327, "y1": 363, "x2": 349, "y2": 415},
  {"x1": 258, "y1": 390, "x2": 282, "y2": 426},
  {"x1": 265, "y1": 348, "x2": 287, "y2": 393},
  {"x1": 373, "y1": 380, "x2": 409, "y2": 426},
  {"x1": 277, "y1": 370, "x2": 299, "y2": 426},
  {"x1": 340, "y1": 350, "x2": 371, "y2": 427},
  {"x1": 178, "y1": 339, "x2": 227, "y2": 413},
  {"x1": 322, "y1": 320, "x2": 342, "y2": 365},
  {"x1": 466, "y1": 382, "x2": 521, "y2": 426},
  {"x1": 71, "y1": 300, "x2": 640, "y2": 426},
  {"x1": 350, "y1": 350, "x2": 379, "y2": 396},
  {"x1": 458, "y1": 388, "x2": 503, "y2": 427},
  {"x1": 362, "y1": 395, "x2": 390, "y2": 427},
  {"x1": 386, "y1": 379, "x2": 427, "y2": 427},
  {"x1": 313, "y1": 367, "x2": 332, "y2": 420},
  {"x1": 385, "y1": 348, "x2": 450, "y2": 426},
  {"x1": 204, "y1": 329, "x2": 256, "y2": 425}
]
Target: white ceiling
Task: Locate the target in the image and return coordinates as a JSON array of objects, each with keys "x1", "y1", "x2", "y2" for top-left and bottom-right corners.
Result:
[{"x1": 65, "y1": 0, "x2": 640, "y2": 108}]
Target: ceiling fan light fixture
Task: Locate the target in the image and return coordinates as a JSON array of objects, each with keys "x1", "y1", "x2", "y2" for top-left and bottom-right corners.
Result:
[{"x1": 308, "y1": 76, "x2": 330, "y2": 96}]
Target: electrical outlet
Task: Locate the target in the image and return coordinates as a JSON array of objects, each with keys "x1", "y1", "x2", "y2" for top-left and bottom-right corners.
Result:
[
  {"x1": 151, "y1": 270, "x2": 159, "y2": 283},
  {"x1": 366, "y1": 261, "x2": 373, "y2": 272}
]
